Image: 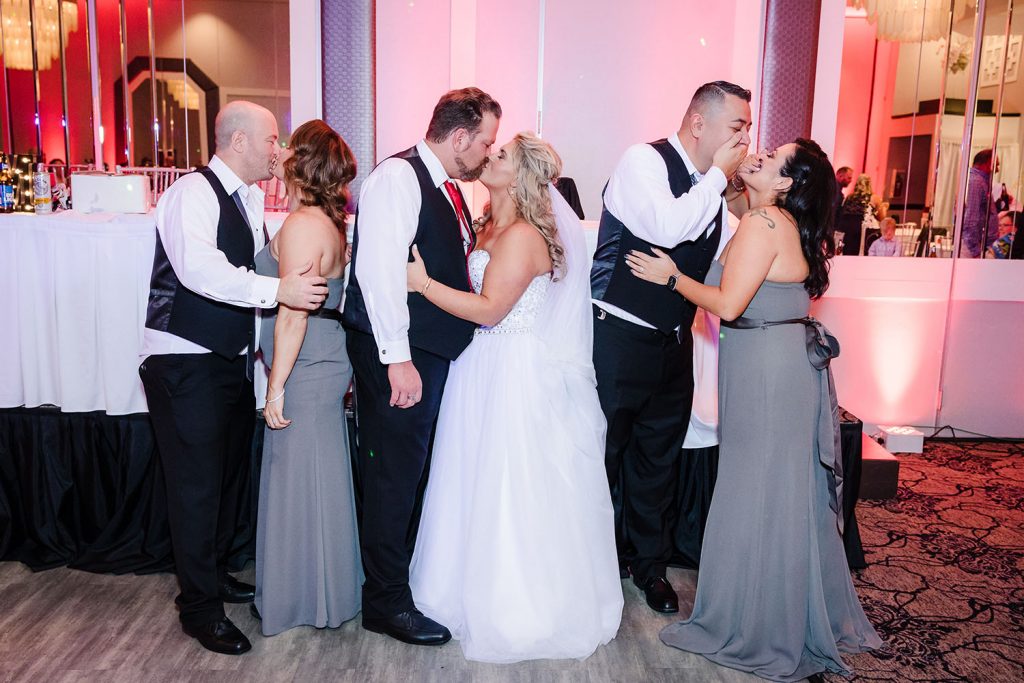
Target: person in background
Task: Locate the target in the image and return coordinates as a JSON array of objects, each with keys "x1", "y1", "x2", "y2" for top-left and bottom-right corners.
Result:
[
  {"x1": 868, "y1": 217, "x2": 901, "y2": 257},
  {"x1": 961, "y1": 149, "x2": 1000, "y2": 258},
  {"x1": 1012, "y1": 211, "x2": 1024, "y2": 259},
  {"x1": 995, "y1": 182, "x2": 1012, "y2": 213},
  {"x1": 837, "y1": 174, "x2": 883, "y2": 255},
  {"x1": 833, "y1": 166, "x2": 853, "y2": 226},
  {"x1": 985, "y1": 211, "x2": 1016, "y2": 259}
]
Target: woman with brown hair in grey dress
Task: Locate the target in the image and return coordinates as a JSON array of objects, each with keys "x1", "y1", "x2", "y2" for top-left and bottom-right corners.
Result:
[
  {"x1": 253, "y1": 119, "x2": 362, "y2": 635},
  {"x1": 626, "y1": 138, "x2": 882, "y2": 682}
]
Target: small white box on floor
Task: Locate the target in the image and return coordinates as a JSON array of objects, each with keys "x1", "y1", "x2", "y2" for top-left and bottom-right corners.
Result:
[
  {"x1": 879, "y1": 425, "x2": 924, "y2": 453},
  {"x1": 71, "y1": 173, "x2": 150, "y2": 214}
]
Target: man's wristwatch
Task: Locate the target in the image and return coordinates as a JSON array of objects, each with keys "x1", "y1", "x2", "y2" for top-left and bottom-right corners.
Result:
[{"x1": 666, "y1": 273, "x2": 679, "y2": 291}]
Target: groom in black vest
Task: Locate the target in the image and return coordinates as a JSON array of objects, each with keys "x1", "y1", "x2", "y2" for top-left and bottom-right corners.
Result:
[
  {"x1": 591, "y1": 81, "x2": 752, "y2": 613},
  {"x1": 140, "y1": 101, "x2": 329, "y2": 654},
  {"x1": 344, "y1": 88, "x2": 501, "y2": 645}
]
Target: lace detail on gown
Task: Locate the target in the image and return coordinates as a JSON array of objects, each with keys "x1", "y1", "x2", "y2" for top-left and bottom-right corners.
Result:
[{"x1": 469, "y1": 250, "x2": 550, "y2": 335}]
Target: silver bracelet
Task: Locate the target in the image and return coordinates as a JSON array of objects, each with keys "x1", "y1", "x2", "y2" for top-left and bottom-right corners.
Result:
[{"x1": 266, "y1": 389, "x2": 285, "y2": 404}]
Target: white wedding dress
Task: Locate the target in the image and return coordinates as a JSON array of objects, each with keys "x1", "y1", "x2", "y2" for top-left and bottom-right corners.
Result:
[{"x1": 410, "y1": 214, "x2": 623, "y2": 662}]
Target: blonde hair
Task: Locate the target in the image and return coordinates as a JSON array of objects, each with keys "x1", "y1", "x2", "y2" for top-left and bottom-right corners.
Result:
[
  {"x1": 475, "y1": 132, "x2": 565, "y2": 277},
  {"x1": 852, "y1": 173, "x2": 874, "y2": 198}
]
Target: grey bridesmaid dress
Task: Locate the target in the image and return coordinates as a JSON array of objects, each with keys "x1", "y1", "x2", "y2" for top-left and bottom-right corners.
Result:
[
  {"x1": 254, "y1": 247, "x2": 362, "y2": 636},
  {"x1": 660, "y1": 261, "x2": 881, "y2": 681}
]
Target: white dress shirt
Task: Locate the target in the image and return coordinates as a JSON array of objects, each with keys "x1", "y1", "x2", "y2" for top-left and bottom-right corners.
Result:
[
  {"x1": 594, "y1": 132, "x2": 728, "y2": 328},
  {"x1": 354, "y1": 140, "x2": 465, "y2": 365},
  {"x1": 141, "y1": 155, "x2": 277, "y2": 358}
]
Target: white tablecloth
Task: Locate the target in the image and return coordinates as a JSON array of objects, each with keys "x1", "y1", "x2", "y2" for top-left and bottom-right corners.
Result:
[
  {"x1": 0, "y1": 211, "x2": 156, "y2": 414},
  {"x1": 0, "y1": 210, "x2": 289, "y2": 415}
]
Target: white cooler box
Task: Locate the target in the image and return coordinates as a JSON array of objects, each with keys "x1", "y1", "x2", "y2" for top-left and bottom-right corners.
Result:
[{"x1": 71, "y1": 173, "x2": 151, "y2": 213}]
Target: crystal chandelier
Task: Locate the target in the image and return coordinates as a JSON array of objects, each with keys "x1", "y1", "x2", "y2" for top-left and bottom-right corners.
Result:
[
  {"x1": 853, "y1": 0, "x2": 976, "y2": 43},
  {"x1": 0, "y1": 0, "x2": 79, "y2": 71},
  {"x1": 166, "y1": 78, "x2": 201, "y2": 111}
]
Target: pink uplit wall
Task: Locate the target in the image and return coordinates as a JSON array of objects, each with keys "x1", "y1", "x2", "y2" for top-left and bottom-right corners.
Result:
[
  {"x1": 811, "y1": 258, "x2": 952, "y2": 430},
  {"x1": 474, "y1": 1, "x2": 539, "y2": 149},
  {"x1": 375, "y1": 0, "x2": 763, "y2": 219},
  {"x1": 541, "y1": 0, "x2": 760, "y2": 218},
  {"x1": 375, "y1": 0, "x2": 451, "y2": 164},
  {"x1": 811, "y1": 258, "x2": 1024, "y2": 439},
  {"x1": 833, "y1": 15, "x2": 877, "y2": 177}
]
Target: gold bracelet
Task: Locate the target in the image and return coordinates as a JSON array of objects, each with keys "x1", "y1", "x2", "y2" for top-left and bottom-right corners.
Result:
[{"x1": 421, "y1": 277, "x2": 433, "y2": 296}]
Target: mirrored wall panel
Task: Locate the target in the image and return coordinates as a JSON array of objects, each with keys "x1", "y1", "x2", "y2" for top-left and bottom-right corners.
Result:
[
  {"x1": 1, "y1": 0, "x2": 291, "y2": 180},
  {"x1": 836, "y1": 0, "x2": 1022, "y2": 260}
]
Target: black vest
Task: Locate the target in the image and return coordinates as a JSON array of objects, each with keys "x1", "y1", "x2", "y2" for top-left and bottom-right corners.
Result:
[
  {"x1": 145, "y1": 167, "x2": 256, "y2": 358},
  {"x1": 590, "y1": 139, "x2": 722, "y2": 334},
  {"x1": 343, "y1": 146, "x2": 477, "y2": 361}
]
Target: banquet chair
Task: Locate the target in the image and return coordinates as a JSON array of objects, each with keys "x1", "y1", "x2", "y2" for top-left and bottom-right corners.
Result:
[{"x1": 894, "y1": 223, "x2": 920, "y2": 257}]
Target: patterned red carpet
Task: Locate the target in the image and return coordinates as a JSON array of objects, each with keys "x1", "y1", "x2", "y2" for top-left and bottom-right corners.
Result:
[{"x1": 833, "y1": 440, "x2": 1024, "y2": 682}]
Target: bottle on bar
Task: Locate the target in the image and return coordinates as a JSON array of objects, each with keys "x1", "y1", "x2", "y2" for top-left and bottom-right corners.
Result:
[
  {"x1": 0, "y1": 154, "x2": 15, "y2": 213},
  {"x1": 32, "y1": 162, "x2": 52, "y2": 214}
]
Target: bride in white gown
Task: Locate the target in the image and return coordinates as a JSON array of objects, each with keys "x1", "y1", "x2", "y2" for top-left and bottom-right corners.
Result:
[{"x1": 406, "y1": 132, "x2": 623, "y2": 663}]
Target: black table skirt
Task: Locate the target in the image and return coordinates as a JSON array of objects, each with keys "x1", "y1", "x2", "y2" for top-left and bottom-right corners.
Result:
[
  {"x1": 2, "y1": 403, "x2": 865, "y2": 576},
  {"x1": 0, "y1": 407, "x2": 262, "y2": 574},
  {"x1": 670, "y1": 408, "x2": 867, "y2": 571}
]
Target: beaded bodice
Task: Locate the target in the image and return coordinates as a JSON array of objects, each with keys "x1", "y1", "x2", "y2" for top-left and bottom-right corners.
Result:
[{"x1": 469, "y1": 250, "x2": 550, "y2": 334}]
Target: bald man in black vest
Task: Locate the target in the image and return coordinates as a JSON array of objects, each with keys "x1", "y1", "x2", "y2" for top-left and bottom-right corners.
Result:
[{"x1": 140, "y1": 101, "x2": 328, "y2": 655}]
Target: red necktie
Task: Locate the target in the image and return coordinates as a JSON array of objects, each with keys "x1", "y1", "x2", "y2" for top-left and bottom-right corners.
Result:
[
  {"x1": 443, "y1": 180, "x2": 474, "y2": 287},
  {"x1": 443, "y1": 180, "x2": 474, "y2": 252}
]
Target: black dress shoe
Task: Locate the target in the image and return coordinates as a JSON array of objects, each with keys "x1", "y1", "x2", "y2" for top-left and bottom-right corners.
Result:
[
  {"x1": 619, "y1": 563, "x2": 631, "y2": 580},
  {"x1": 218, "y1": 575, "x2": 255, "y2": 604},
  {"x1": 638, "y1": 576, "x2": 679, "y2": 614},
  {"x1": 362, "y1": 609, "x2": 452, "y2": 646},
  {"x1": 249, "y1": 603, "x2": 261, "y2": 621},
  {"x1": 182, "y1": 617, "x2": 252, "y2": 655}
]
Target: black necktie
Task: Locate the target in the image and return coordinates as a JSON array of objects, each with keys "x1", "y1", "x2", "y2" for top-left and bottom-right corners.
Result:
[{"x1": 234, "y1": 188, "x2": 257, "y2": 381}]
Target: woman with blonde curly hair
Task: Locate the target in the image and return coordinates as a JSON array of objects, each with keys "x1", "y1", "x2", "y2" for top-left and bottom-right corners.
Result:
[
  {"x1": 253, "y1": 119, "x2": 362, "y2": 635},
  {"x1": 405, "y1": 132, "x2": 623, "y2": 662}
]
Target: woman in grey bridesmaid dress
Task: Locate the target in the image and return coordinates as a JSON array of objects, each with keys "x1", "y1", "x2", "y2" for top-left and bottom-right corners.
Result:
[
  {"x1": 627, "y1": 139, "x2": 881, "y2": 682},
  {"x1": 254, "y1": 120, "x2": 361, "y2": 636}
]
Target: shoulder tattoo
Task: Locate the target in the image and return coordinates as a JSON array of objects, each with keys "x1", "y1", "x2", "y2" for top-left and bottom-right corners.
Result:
[{"x1": 750, "y1": 208, "x2": 776, "y2": 230}]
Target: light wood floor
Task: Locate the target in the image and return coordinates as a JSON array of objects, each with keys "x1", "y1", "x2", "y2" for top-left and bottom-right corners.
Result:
[{"x1": 0, "y1": 563, "x2": 778, "y2": 682}]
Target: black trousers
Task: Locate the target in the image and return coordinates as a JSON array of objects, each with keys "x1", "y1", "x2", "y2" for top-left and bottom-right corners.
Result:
[
  {"x1": 670, "y1": 445, "x2": 720, "y2": 569},
  {"x1": 346, "y1": 331, "x2": 450, "y2": 620},
  {"x1": 139, "y1": 353, "x2": 255, "y2": 627},
  {"x1": 593, "y1": 307, "x2": 693, "y2": 583}
]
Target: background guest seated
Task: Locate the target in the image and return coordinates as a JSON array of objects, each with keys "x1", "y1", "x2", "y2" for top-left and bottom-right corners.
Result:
[
  {"x1": 868, "y1": 217, "x2": 900, "y2": 257},
  {"x1": 985, "y1": 211, "x2": 1016, "y2": 259}
]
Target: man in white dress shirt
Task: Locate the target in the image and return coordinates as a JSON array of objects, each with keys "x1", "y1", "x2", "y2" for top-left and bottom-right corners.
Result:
[
  {"x1": 139, "y1": 101, "x2": 328, "y2": 655},
  {"x1": 589, "y1": 81, "x2": 752, "y2": 614},
  {"x1": 343, "y1": 88, "x2": 500, "y2": 646}
]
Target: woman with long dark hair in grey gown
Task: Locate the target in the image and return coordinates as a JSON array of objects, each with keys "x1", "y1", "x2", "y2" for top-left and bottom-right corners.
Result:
[
  {"x1": 626, "y1": 138, "x2": 882, "y2": 681},
  {"x1": 254, "y1": 119, "x2": 362, "y2": 635}
]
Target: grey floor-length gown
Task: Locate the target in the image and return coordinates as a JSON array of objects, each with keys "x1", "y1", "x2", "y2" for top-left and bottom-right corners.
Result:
[
  {"x1": 660, "y1": 261, "x2": 882, "y2": 681},
  {"x1": 254, "y1": 247, "x2": 362, "y2": 636}
]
